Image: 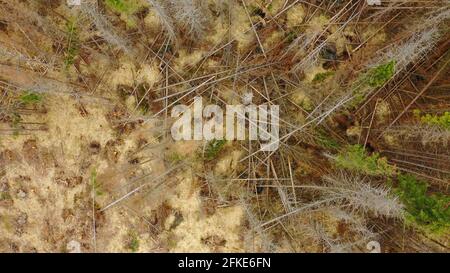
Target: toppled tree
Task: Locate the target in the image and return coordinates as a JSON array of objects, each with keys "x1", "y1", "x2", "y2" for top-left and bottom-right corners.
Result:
[{"x1": 322, "y1": 173, "x2": 404, "y2": 219}]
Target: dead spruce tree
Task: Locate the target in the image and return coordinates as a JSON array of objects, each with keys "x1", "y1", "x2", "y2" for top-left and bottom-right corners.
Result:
[
  {"x1": 145, "y1": 0, "x2": 208, "y2": 40},
  {"x1": 80, "y1": 1, "x2": 132, "y2": 54},
  {"x1": 322, "y1": 173, "x2": 404, "y2": 219},
  {"x1": 145, "y1": 0, "x2": 176, "y2": 41}
]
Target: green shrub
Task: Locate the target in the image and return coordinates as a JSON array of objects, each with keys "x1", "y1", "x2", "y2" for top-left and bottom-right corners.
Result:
[
  {"x1": 285, "y1": 31, "x2": 297, "y2": 43},
  {"x1": 104, "y1": 0, "x2": 142, "y2": 27},
  {"x1": 91, "y1": 169, "x2": 103, "y2": 196},
  {"x1": 0, "y1": 192, "x2": 11, "y2": 201},
  {"x1": 396, "y1": 175, "x2": 450, "y2": 235},
  {"x1": 367, "y1": 60, "x2": 396, "y2": 88},
  {"x1": 11, "y1": 113, "x2": 22, "y2": 137},
  {"x1": 414, "y1": 110, "x2": 450, "y2": 130},
  {"x1": 204, "y1": 139, "x2": 226, "y2": 160},
  {"x1": 167, "y1": 152, "x2": 184, "y2": 163},
  {"x1": 64, "y1": 19, "x2": 79, "y2": 69},
  {"x1": 312, "y1": 71, "x2": 334, "y2": 84},
  {"x1": 316, "y1": 130, "x2": 340, "y2": 150},
  {"x1": 105, "y1": 0, "x2": 131, "y2": 13},
  {"x1": 335, "y1": 144, "x2": 396, "y2": 176},
  {"x1": 350, "y1": 60, "x2": 396, "y2": 107},
  {"x1": 19, "y1": 91, "x2": 42, "y2": 105},
  {"x1": 128, "y1": 231, "x2": 140, "y2": 252}
]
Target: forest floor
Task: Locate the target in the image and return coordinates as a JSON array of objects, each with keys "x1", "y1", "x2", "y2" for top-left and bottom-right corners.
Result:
[{"x1": 0, "y1": 0, "x2": 449, "y2": 252}]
